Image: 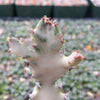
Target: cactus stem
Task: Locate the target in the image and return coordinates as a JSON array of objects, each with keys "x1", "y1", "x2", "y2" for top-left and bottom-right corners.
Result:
[{"x1": 7, "y1": 16, "x2": 85, "y2": 100}]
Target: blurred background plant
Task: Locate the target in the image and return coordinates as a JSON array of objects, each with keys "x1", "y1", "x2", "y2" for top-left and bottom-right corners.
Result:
[{"x1": 0, "y1": 19, "x2": 100, "y2": 100}]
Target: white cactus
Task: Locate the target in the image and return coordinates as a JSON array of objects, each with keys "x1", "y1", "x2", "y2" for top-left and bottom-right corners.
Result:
[{"x1": 7, "y1": 16, "x2": 85, "y2": 100}]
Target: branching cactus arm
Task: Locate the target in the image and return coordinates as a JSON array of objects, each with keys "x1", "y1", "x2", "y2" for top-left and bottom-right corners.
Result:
[
  {"x1": 7, "y1": 37, "x2": 38, "y2": 61},
  {"x1": 7, "y1": 16, "x2": 85, "y2": 100},
  {"x1": 62, "y1": 50, "x2": 85, "y2": 69}
]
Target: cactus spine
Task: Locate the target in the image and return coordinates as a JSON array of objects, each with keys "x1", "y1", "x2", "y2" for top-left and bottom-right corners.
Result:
[{"x1": 7, "y1": 16, "x2": 85, "y2": 100}]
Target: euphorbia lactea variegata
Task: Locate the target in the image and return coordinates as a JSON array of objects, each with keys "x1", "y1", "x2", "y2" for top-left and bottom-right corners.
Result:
[{"x1": 7, "y1": 16, "x2": 85, "y2": 100}]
